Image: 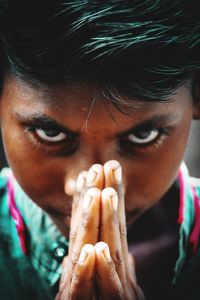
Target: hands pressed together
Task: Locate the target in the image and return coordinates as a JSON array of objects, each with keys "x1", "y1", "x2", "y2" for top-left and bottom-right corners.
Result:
[{"x1": 56, "y1": 160, "x2": 145, "y2": 300}]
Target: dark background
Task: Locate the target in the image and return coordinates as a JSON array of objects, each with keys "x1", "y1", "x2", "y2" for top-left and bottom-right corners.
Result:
[{"x1": 0, "y1": 120, "x2": 200, "y2": 176}]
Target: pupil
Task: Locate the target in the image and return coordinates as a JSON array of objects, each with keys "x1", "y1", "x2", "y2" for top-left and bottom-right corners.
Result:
[
  {"x1": 44, "y1": 129, "x2": 59, "y2": 137},
  {"x1": 135, "y1": 130, "x2": 151, "y2": 139}
]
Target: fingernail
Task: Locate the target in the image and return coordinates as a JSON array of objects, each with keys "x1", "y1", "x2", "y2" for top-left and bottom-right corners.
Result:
[
  {"x1": 83, "y1": 193, "x2": 93, "y2": 210},
  {"x1": 103, "y1": 244, "x2": 111, "y2": 261},
  {"x1": 113, "y1": 166, "x2": 122, "y2": 184},
  {"x1": 76, "y1": 174, "x2": 85, "y2": 193},
  {"x1": 111, "y1": 194, "x2": 118, "y2": 210},
  {"x1": 87, "y1": 169, "x2": 97, "y2": 184},
  {"x1": 79, "y1": 249, "x2": 88, "y2": 263}
]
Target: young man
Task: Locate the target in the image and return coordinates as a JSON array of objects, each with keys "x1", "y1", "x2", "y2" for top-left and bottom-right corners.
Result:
[{"x1": 0, "y1": 1, "x2": 200, "y2": 299}]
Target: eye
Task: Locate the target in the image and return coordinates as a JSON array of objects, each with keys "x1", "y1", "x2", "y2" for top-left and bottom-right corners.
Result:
[
  {"x1": 26, "y1": 125, "x2": 79, "y2": 155},
  {"x1": 35, "y1": 128, "x2": 67, "y2": 142},
  {"x1": 126, "y1": 129, "x2": 159, "y2": 144}
]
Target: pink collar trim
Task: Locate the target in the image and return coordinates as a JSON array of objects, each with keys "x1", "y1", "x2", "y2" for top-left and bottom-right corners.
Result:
[
  {"x1": 178, "y1": 163, "x2": 200, "y2": 254},
  {"x1": 7, "y1": 176, "x2": 27, "y2": 255}
]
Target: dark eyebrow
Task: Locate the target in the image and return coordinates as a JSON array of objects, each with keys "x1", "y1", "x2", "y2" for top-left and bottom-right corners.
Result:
[
  {"x1": 120, "y1": 114, "x2": 177, "y2": 135},
  {"x1": 16, "y1": 111, "x2": 177, "y2": 137},
  {"x1": 15, "y1": 112, "x2": 79, "y2": 136}
]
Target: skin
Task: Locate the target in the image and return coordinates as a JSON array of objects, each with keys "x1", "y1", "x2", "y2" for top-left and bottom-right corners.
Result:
[
  {"x1": 56, "y1": 161, "x2": 143, "y2": 299},
  {"x1": 0, "y1": 75, "x2": 199, "y2": 298}
]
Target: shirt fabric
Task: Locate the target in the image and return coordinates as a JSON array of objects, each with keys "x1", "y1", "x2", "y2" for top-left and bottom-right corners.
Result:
[{"x1": 0, "y1": 164, "x2": 200, "y2": 300}]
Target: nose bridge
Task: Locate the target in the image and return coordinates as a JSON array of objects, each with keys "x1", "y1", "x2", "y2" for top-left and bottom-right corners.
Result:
[
  {"x1": 64, "y1": 146, "x2": 104, "y2": 196},
  {"x1": 74, "y1": 146, "x2": 104, "y2": 173}
]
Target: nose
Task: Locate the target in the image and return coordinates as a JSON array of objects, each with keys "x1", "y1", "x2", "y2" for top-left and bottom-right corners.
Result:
[{"x1": 64, "y1": 151, "x2": 101, "y2": 197}]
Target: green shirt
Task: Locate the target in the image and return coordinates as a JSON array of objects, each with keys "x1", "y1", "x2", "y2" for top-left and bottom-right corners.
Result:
[
  {"x1": 0, "y1": 168, "x2": 68, "y2": 300},
  {"x1": 0, "y1": 164, "x2": 200, "y2": 300}
]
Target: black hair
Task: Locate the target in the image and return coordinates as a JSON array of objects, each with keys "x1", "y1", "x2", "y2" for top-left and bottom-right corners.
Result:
[{"x1": 1, "y1": 0, "x2": 200, "y2": 101}]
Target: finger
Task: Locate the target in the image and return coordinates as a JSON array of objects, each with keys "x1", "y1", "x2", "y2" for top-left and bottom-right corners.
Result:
[
  {"x1": 69, "y1": 164, "x2": 103, "y2": 254},
  {"x1": 103, "y1": 160, "x2": 122, "y2": 187},
  {"x1": 128, "y1": 253, "x2": 137, "y2": 282},
  {"x1": 104, "y1": 160, "x2": 122, "y2": 188},
  {"x1": 95, "y1": 243, "x2": 145, "y2": 300},
  {"x1": 104, "y1": 161, "x2": 128, "y2": 262},
  {"x1": 57, "y1": 256, "x2": 70, "y2": 296},
  {"x1": 73, "y1": 164, "x2": 104, "y2": 223},
  {"x1": 95, "y1": 242, "x2": 123, "y2": 300},
  {"x1": 70, "y1": 164, "x2": 104, "y2": 243},
  {"x1": 102, "y1": 164, "x2": 141, "y2": 299},
  {"x1": 100, "y1": 187, "x2": 126, "y2": 283},
  {"x1": 57, "y1": 244, "x2": 96, "y2": 300},
  {"x1": 86, "y1": 164, "x2": 104, "y2": 190},
  {"x1": 104, "y1": 160, "x2": 125, "y2": 228},
  {"x1": 69, "y1": 187, "x2": 100, "y2": 271},
  {"x1": 68, "y1": 171, "x2": 88, "y2": 253},
  {"x1": 74, "y1": 171, "x2": 88, "y2": 210},
  {"x1": 75, "y1": 187, "x2": 101, "y2": 245},
  {"x1": 70, "y1": 244, "x2": 96, "y2": 300},
  {"x1": 71, "y1": 171, "x2": 88, "y2": 229}
]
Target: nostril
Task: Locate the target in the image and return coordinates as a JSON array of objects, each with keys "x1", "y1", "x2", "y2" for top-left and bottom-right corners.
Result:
[{"x1": 64, "y1": 178, "x2": 76, "y2": 196}]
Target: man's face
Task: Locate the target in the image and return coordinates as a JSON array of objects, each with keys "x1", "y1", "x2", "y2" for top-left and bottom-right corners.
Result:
[{"x1": 0, "y1": 76, "x2": 195, "y2": 235}]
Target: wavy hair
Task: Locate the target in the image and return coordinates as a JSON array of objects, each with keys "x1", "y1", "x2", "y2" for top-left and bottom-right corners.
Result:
[{"x1": 1, "y1": 0, "x2": 200, "y2": 101}]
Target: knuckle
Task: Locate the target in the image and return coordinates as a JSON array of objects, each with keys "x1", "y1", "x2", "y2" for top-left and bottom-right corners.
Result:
[
  {"x1": 109, "y1": 263, "x2": 118, "y2": 278},
  {"x1": 70, "y1": 277, "x2": 94, "y2": 299},
  {"x1": 71, "y1": 276, "x2": 79, "y2": 289},
  {"x1": 113, "y1": 288, "x2": 123, "y2": 300},
  {"x1": 112, "y1": 213, "x2": 119, "y2": 225},
  {"x1": 120, "y1": 223, "x2": 127, "y2": 239},
  {"x1": 70, "y1": 229, "x2": 77, "y2": 241},
  {"x1": 81, "y1": 216, "x2": 91, "y2": 230},
  {"x1": 81, "y1": 218, "x2": 99, "y2": 233},
  {"x1": 112, "y1": 249, "x2": 124, "y2": 266},
  {"x1": 81, "y1": 209, "x2": 99, "y2": 227},
  {"x1": 68, "y1": 289, "x2": 75, "y2": 300},
  {"x1": 70, "y1": 251, "x2": 79, "y2": 268}
]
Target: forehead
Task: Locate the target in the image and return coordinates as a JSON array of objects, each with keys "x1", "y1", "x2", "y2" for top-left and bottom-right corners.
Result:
[{"x1": 1, "y1": 75, "x2": 193, "y2": 129}]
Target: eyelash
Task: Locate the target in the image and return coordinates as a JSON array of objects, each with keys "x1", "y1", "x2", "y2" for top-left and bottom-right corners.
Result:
[
  {"x1": 25, "y1": 124, "x2": 170, "y2": 156},
  {"x1": 25, "y1": 126, "x2": 78, "y2": 154},
  {"x1": 119, "y1": 127, "x2": 170, "y2": 153}
]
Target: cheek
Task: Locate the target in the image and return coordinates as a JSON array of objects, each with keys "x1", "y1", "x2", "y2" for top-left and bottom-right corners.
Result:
[
  {"x1": 9, "y1": 155, "x2": 65, "y2": 201},
  {"x1": 124, "y1": 159, "x2": 179, "y2": 212},
  {"x1": 3, "y1": 128, "x2": 66, "y2": 205},
  {"x1": 123, "y1": 121, "x2": 191, "y2": 212}
]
